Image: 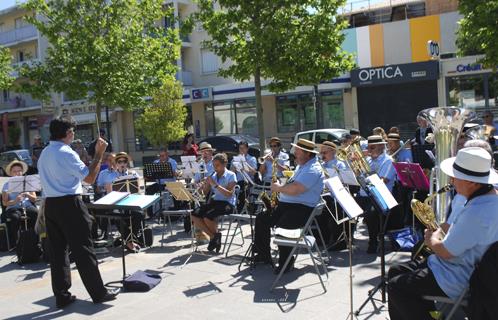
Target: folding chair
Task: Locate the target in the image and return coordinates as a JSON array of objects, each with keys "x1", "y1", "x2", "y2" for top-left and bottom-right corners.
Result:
[
  {"x1": 423, "y1": 288, "x2": 468, "y2": 320},
  {"x1": 270, "y1": 201, "x2": 328, "y2": 293}
]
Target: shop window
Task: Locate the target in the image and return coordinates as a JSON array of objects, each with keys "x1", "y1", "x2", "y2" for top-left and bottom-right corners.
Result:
[
  {"x1": 321, "y1": 91, "x2": 345, "y2": 128},
  {"x1": 235, "y1": 99, "x2": 257, "y2": 136},
  {"x1": 448, "y1": 75, "x2": 485, "y2": 109},
  {"x1": 205, "y1": 99, "x2": 257, "y2": 137},
  {"x1": 277, "y1": 94, "x2": 316, "y2": 133}
]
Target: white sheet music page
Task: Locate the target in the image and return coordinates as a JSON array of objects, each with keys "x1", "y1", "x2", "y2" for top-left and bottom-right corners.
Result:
[
  {"x1": 366, "y1": 174, "x2": 398, "y2": 209},
  {"x1": 325, "y1": 176, "x2": 363, "y2": 219},
  {"x1": 339, "y1": 169, "x2": 360, "y2": 186},
  {"x1": 94, "y1": 191, "x2": 129, "y2": 205}
]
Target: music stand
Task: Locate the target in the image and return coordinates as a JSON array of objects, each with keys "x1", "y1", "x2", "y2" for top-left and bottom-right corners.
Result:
[
  {"x1": 112, "y1": 178, "x2": 140, "y2": 194},
  {"x1": 8, "y1": 175, "x2": 41, "y2": 229},
  {"x1": 181, "y1": 156, "x2": 199, "y2": 179},
  {"x1": 411, "y1": 144, "x2": 435, "y2": 169},
  {"x1": 325, "y1": 177, "x2": 363, "y2": 320},
  {"x1": 165, "y1": 182, "x2": 204, "y2": 267},
  {"x1": 143, "y1": 162, "x2": 174, "y2": 180},
  {"x1": 355, "y1": 174, "x2": 398, "y2": 316}
]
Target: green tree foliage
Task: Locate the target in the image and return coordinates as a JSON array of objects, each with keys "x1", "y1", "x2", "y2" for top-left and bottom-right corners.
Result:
[
  {"x1": 188, "y1": 0, "x2": 354, "y2": 148},
  {"x1": 135, "y1": 79, "x2": 187, "y2": 147},
  {"x1": 0, "y1": 46, "x2": 13, "y2": 90},
  {"x1": 457, "y1": 0, "x2": 498, "y2": 67},
  {"x1": 19, "y1": 0, "x2": 181, "y2": 123}
]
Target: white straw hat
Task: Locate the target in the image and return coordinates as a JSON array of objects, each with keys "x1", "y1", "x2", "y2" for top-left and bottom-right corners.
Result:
[{"x1": 440, "y1": 147, "x2": 498, "y2": 184}]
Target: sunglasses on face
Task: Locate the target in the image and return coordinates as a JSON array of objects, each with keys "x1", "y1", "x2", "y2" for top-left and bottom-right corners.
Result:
[{"x1": 117, "y1": 160, "x2": 127, "y2": 164}]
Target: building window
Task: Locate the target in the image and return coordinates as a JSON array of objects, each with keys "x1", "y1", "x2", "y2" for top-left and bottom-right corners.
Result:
[
  {"x1": 2, "y1": 90, "x2": 9, "y2": 102},
  {"x1": 205, "y1": 99, "x2": 257, "y2": 136},
  {"x1": 276, "y1": 94, "x2": 316, "y2": 133},
  {"x1": 15, "y1": 17, "x2": 28, "y2": 29},
  {"x1": 321, "y1": 91, "x2": 345, "y2": 128},
  {"x1": 201, "y1": 49, "x2": 219, "y2": 74},
  {"x1": 448, "y1": 74, "x2": 486, "y2": 109},
  {"x1": 18, "y1": 50, "x2": 24, "y2": 63}
]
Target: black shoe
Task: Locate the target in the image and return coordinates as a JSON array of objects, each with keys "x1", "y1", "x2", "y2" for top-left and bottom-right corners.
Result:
[
  {"x1": 367, "y1": 243, "x2": 378, "y2": 254},
  {"x1": 207, "y1": 237, "x2": 216, "y2": 252},
  {"x1": 214, "y1": 232, "x2": 222, "y2": 253},
  {"x1": 94, "y1": 288, "x2": 119, "y2": 303},
  {"x1": 56, "y1": 295, "x2": 76, "y2": 309},
  {"x1": 274, "y1": 256, "x2": 295, "y2": 275}
]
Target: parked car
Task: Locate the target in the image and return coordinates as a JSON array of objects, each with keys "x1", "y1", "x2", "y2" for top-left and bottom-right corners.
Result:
[
  {"x1": 292, "y1": 128, "x2": 350, "y2": 150},
  {"x1": 199, "y1": 135, "x2": 261, "y2": 163},
  {"x1": 0, "y1": 149, "x2": 34, "y2": 176}
]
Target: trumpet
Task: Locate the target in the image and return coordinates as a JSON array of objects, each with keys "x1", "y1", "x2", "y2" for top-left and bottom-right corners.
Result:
[{"x1": 258, "y1": 151, "x2": 273, "y2": 164}]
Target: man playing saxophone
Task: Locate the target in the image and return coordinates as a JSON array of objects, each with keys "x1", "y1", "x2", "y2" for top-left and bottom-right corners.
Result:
[
  {"x1": 388, "y1": 147, "x2": 498, "y2": 320},
  {"x1": 253, "y1": 139, "x2": 323, "y2": 273},
  {"x1": 258, "y1": 137, "x2": 290, "y2": 185},
  {"x1": 358, "y1": 135, "x2": 396, "y2": 254}
]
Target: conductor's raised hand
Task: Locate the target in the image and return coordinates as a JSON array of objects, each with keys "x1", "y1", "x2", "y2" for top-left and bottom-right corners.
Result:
[{"x1": 95, "y1": 138, "x2": 108, "y2": 158}]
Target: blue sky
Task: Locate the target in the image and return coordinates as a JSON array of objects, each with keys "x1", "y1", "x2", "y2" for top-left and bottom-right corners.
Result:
[{"x1": 0, "y1": 0, "x2": 25, "y2": 11}]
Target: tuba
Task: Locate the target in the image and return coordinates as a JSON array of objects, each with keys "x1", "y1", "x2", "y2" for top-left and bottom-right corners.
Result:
[{"x1": 419, "y1": 107, "x2": 474, "y2": 224}]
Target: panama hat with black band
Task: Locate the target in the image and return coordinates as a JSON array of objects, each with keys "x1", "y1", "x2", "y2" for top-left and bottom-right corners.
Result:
[
  {"x1": 269, "y1": 137, "x2": 281, "y2": 145},
  {"x1": 322, "y1": 141, "x2": 337, "y2": 150},
  {"x1": 386, "y1": 133, "x2": 401, "y2": 141},
  {"x1": 440, "y1": 147, "x2": 498, "y2": 184},
  {"x1": 199, "y1": 142, "x2": 216, "y2": 152},
  {"x1": 367, "y1": 135, "x2": 387, "y2": 145},
  {"x1": 5, "y1": 160, "x2": 28, "y2": 176},
  {"x1": 290, "y1": 138, "x2": 319, "y2": 154}
]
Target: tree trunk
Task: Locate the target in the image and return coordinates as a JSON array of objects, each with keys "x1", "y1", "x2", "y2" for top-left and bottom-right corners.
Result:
[
  {"x1": 254, "y1": 68, "x2": 266, "y2": 154},
  {"x1": 95, "y1": 101, "x2": 102, "y2": 135}
]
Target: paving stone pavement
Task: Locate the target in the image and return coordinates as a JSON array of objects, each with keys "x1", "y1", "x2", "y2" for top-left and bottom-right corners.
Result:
[{"x1": 0, "y1": 201, "x2": 410, "y2": 320}]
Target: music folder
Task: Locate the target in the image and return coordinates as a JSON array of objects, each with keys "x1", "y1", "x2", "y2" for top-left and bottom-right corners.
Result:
[
  {"x1": 392, "y1": 162, "x2": 429, "y2": 191},
  {"x1": 88, "y1": 191, "x2": 160, "y2": 211}
]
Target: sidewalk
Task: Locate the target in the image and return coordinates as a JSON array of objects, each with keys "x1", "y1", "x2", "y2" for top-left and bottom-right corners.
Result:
[{"x1": 0, "y1": 212, "x2": 408, "y2": 320}]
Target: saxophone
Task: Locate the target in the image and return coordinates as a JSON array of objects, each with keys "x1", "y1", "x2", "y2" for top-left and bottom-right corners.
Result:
[
  {"x1": 260, "y1": 157, "x2": 279, "y2": 212},
  {"x1": 410, "y1": 184, "x2": 453, "y2": 260}
]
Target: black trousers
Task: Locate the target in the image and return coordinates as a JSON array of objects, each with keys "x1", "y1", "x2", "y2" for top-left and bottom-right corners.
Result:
[
  {"x1": 357, "y1": 197, "x2": 381, "y2": 245},
  {"x1": 45, "y1": 195, "x2": 107, "y2": 302},
  {"x1": 387, "y1": 259, "x2": 447, "y2": 320},
  {"x1": 236, "y1": 181, "x2": 247, "y2": 213},
  {"x1": 1, "y1": 206, "x2": 38, "y2": 245},
  {"x1": 254, "y1": 201, "x2": 313, "y2": 264}
]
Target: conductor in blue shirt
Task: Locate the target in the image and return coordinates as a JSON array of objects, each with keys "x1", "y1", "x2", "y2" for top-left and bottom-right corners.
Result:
[
  {"x1": 254, "y1": 139, "x2": 324, "y2": 274},
  {"x1": 38, "y1": 117, "x2": 119, "y2": 308},
  {"x1": 387, "y1": 147, "x2": 498, "y2": 320}
]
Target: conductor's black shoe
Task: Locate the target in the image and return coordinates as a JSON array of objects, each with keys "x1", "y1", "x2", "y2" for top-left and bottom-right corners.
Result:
[
  {"x1": 56, "y1": 295, "x2": 76, "y2": 309},
  {"x1": 274, "y1": 257, "x2": 295, "y2": 275},
  {"x1": 94, "y1": 288, "x2": 119, "y2": 303}
]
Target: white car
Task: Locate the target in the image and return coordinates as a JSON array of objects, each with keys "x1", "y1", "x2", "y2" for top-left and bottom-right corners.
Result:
[{"x1": 291, "y1": 128, "x2": 349, "y2": 153}]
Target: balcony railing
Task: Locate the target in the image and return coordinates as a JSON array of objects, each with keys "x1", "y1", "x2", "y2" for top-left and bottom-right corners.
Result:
[
  {"x1": 0, "y1": 25, "x2": 38, "y2": 46},
  {"x1": 176, "y1": 70, "x2": 193, "y2": 86},
  {"x1": 0, "y1": 94, "x2": 41, "y2": 111}
]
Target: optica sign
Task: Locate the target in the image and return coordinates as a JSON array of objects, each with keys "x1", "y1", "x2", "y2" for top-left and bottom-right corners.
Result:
[{"x1": 358, "y1": 66, "x2": 403, "y2": 82}]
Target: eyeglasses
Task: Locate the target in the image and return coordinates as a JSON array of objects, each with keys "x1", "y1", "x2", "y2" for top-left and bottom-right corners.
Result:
[{"x1": 117, "y1": 160, "x2": 127, "y2": 164}]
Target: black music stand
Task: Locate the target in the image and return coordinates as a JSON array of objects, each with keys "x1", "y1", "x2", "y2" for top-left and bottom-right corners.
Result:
[
  {"x1": 144, "y1": 162, "x2": 174, "y2": 180},
  {"x1": 87, "y1": 192, "x2": 160, "y2": 287},
  {"x1": 112, "y1": 178, "x2": 140, "y2": 194},
  {"x1": 355, "y1": 174, "x2": 398, "y2": 316},
  {"x1": 411, "y1": 144, "x2": 435, "y2": 169}
]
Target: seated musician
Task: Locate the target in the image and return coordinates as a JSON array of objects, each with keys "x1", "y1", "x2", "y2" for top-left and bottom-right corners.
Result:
[
  {"x1": 104, "y1": 152, "x2": 143, "y2": 252},
  {"x1": 145, "y1": 148, "x2": 178, "y2": 214},
  {"x1": 95, "y1": 153, "x2": 116, "y2": 197},
  {"x1": 192, "y1": 153, "x2": 236, "y2": 253},
  {"x1": 194, "y1": 142, "x2": 215, "y2": 182},
  {"x1": 358, "y1": 135, "x2": 396, "y2": 254},
  {"x1": 388, "y1": 147, "x2": 498, "y2": 320},
  {"x1": 319, "y1": 141, "x2": 348, "y2": 250},
  {"x1": 231, "y1": 140, "x2": 257, "y2": 213},
  {"x1": 1, "y1": 160, "x2": 38, "y2": 246},
  {"x1": 259, "y1": 137, "x2": 290, "y2": 185},
  {"x1": 254, "y1": 139, "x2": 323, "y2": 273}
]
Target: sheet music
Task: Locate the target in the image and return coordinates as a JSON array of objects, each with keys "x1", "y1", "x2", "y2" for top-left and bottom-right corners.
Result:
[
  {"x1": 7, "y1": 175, "x2": 41, "y2": 192},
  {"x1": 326, "y1": 168, "x2": 338, "y2": 178},
  {"x1": 181, "y1": 156, "x2": 200, "y2": 177},
  {"x1": 339, "y1": 169, "x2": 359, "y2": 186},
  {"x1": 325, "y1": 177, "x2": 363, "y2": 219},
  {"x1": 94, "y1": 191, "x2": 129, "y2": 205},
  {"x1": 366, "y1": 174, "x2": 398, "y2": 209}
]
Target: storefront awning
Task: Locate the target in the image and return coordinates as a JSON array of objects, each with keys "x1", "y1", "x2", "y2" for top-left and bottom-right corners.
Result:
[{"x1": 72, "y1": 112, "x2": 112, "y2": 125}]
